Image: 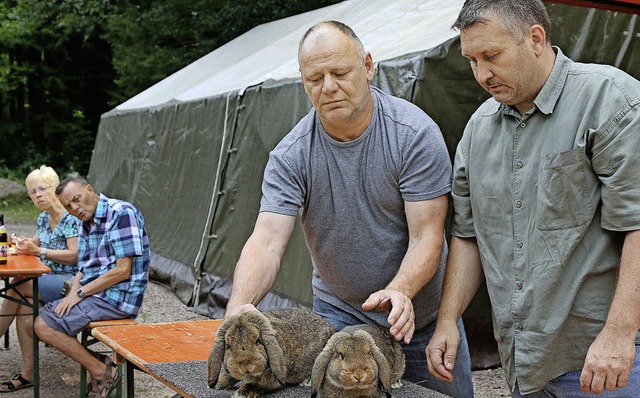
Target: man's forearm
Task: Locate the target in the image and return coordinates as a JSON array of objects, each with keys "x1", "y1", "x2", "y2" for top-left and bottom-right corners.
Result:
[
  {"x1": 437, "y1": 236, "x2": 484, "y2": 323},
  {"x1": 77, "y1": 257, "x2": 132, "y2": 296},
  {"x1": 387, "y1": 233, "x2": 444, "y2": 299},
  {"x1": 604, "y1": 229, "x2": 640, "y2": 336},
  {"x1": 227, "y1": 256, "x2": 279, "y2": 312}
]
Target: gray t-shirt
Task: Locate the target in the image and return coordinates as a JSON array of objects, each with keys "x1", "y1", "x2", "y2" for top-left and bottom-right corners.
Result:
[{"x1": 261, "y1": 86, "x2": 452, "y2": 329}]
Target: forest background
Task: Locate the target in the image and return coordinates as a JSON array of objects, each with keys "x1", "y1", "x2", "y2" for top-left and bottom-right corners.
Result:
[{"x1": 0, "y1": 0, "x2": 342, "y2": 181}]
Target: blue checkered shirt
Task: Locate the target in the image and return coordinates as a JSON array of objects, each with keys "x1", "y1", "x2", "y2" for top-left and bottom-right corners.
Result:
[{"x1": 78, "y1": 194, "x2": 150, "y2": 317}]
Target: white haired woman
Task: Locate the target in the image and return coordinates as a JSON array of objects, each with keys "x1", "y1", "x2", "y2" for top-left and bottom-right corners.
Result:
[{"x1": 0, "y1": 165, "x2": 80, "y2": 392}]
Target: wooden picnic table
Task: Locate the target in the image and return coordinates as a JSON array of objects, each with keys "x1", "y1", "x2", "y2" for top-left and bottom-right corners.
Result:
[{"x1": 92, "y1": 318, "x2": 450, "y2": 398}]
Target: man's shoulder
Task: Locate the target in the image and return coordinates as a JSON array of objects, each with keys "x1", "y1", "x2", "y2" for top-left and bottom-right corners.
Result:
[
  {"x1": 373, "y1": 86, "x2": 423, "y2": 114},
  {"x1": 371, "y1": 86, "x2": 439, "y2": 130},
  {"x1": 103, "y1": 196, "x2": 143, "y2": 219},
  {"x1": 567, "y1": 61, "x2": 640, "y2": 101},
  {"x1": 272, "y1": 109, "x2": 316, "y2": 156}
]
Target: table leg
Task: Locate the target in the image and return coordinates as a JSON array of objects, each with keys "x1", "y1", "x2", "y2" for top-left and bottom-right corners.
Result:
[
  {"x1": 124, "y1": 360, "x2": 135, "y2": 398},
  {"x1": 32, "y1": 277, "x2": 39, "y2": 398}
]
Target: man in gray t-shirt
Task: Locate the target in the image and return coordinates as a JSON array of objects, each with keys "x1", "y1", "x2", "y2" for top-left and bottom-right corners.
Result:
[{"x1": 225, "y1": 20, "x2": 473, "y2": 396}]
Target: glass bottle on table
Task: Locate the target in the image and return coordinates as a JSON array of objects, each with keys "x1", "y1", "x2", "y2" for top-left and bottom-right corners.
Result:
[{"x1": 0, "y1": 214, "x2": 7, "y2": 265}]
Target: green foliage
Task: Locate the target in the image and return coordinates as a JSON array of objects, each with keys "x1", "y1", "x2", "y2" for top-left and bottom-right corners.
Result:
[
  {"x1": 0, "y1": 191, "x2": 40, "y2": 223},
  {"x1": 0, "y1": 0, "x2": 342, "y2": 176}
]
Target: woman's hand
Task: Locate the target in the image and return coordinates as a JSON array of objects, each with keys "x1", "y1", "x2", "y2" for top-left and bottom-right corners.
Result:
[{"x1": 15, "y1": 237, "x2": 39, "y2": 256}]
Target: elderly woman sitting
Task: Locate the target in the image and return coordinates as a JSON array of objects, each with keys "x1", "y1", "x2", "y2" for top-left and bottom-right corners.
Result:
[{"x1": 0, "y1": 165, "x2": 80, "y2": 393}]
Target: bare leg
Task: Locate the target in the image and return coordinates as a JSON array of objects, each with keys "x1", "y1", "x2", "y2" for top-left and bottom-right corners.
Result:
[
  {"x1": 16, "y1": 305, "x2": 35, "y2": 382},
  {"x1": 33, "y1": 316, "x2": 109, "y2": 380},
  {"x1": 0, "y1": 278, "x2": 33, "y2": 335}
]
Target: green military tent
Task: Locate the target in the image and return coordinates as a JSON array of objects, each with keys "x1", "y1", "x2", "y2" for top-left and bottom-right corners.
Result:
[{"x1": 89, "y1": 0, "x2": 639, "y2": 329}]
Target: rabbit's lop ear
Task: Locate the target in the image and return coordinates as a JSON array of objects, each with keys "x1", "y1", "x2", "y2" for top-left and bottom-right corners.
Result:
[
  {"x1": 252, "y1": 312, "x2": 287, "y2": 382},
  {"x1": 207, "y1": 319, "x2": 233, "y2": 387},
  {"x1": 311, "y1": 332, "x2": 344, "y2": 395},
  {"x1": 354, "y1": 330, "x2": 393, "y2": 393}
]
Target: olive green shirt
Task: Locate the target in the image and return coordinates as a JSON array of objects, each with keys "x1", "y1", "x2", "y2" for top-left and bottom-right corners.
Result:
[{"x1": 451, "y1": 47, "x2": 640, "y2": 394}]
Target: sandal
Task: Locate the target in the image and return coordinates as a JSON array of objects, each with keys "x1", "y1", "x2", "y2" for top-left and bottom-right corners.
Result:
[
  {"x1": 98, "y1": 356, "x2": 122, "y2": 398},
  {"x1": 0, "y1": 372, "x2": 33, "y2": 393},
  {"x1": 86, "y1": 379, "x2": 101, "y2": 398}
]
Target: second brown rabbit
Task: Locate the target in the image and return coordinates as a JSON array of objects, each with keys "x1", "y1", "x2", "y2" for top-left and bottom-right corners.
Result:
[{"x1": 311, "y1": 324, "x2": 406, "y2": 398}]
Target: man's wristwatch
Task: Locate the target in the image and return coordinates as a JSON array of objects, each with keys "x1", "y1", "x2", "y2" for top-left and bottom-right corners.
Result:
[
  {"x1": 76, "y1": 288, "x2": 86, "y2": 298},
  {"x1": 40, "y1": 247, "x2": 46, "y2": 260}
]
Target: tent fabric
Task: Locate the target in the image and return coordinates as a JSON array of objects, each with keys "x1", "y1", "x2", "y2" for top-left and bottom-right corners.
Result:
[{"x1": 89, "y1": 0, "x2": 640, "y2": 320}]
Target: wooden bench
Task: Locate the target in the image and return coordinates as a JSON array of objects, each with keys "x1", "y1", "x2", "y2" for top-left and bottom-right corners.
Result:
[{"x1": 79, "y1": 319, "x2": 137, "y2": 398}]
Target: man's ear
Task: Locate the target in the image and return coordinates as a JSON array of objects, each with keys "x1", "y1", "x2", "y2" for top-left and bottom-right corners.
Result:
[
  {"x1": 364, "y1": 52, "x2": 375, "y2": 81},
  {"x1": 529, "y1": 24, "x2": 547, "y2": 56}
]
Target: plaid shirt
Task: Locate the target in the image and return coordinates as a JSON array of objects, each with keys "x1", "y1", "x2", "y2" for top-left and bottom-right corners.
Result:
[{"x1": 78, "y1": 194, "x2": 150, "y2": 317}]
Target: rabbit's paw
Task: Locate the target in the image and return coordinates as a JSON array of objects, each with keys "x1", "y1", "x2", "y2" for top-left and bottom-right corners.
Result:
[
  {"x1": 234, "y1": 384, "x2": 260, "y2": 398},
  {"x1": 299, "y1": 377, "x2": 312, "y2": 387},
  {"x1": 391, "y1": 379, "x2": 403, "y2": 389}
]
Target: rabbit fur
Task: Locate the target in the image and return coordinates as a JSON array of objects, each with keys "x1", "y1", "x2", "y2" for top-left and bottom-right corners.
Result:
[
  {"x1": 207, "y1": 308, "x2": 334, "y2": 398},
  {"x1": 311, "y1": 324, "x2": 406, "y2": 398}
]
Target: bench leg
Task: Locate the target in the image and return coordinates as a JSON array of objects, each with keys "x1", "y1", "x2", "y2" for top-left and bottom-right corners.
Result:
[
  {"x1": 124, "y1": 361, "x2": 135, "y2": 398},
  {"x1": 79, "y1": 330, "x2": 89, "y2": 398}
]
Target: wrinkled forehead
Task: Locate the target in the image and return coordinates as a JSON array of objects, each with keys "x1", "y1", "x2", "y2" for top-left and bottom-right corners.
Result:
[
  {"x1": 299, "y1": 27, "x2": 357, "y2": 62},
  {"x1": 57, "y1": 181, "x2": 87, "y2": 201}
]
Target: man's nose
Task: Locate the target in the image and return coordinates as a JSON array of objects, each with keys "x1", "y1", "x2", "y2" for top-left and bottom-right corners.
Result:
[
  {"x1": 322, "y1": 75, "x2": 339, "y2": 93},
  {"x1": 475, "y1": 62, "x2": 494, "y2": 85}
]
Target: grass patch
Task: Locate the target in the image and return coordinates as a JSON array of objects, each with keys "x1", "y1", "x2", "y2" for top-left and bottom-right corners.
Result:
[{"x1": 1, "y1": 192, "x2": 40, "y2": 223}]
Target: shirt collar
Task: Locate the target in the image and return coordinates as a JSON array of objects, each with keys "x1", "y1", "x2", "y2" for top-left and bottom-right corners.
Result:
[{"x1": 533, "y1": 46, "x2": 572, "y2": 115}]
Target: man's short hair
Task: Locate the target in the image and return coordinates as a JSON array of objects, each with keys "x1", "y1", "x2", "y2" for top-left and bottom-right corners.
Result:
[
  {"x1": 55, "y1": 172, "x2": 89, "y2": 196},
  {"x1": 298, "y1": 20, "x2": 367, "y2": 63},
  {"x1": 453, "y1": 0, "x2": 552, "y2": 44}
]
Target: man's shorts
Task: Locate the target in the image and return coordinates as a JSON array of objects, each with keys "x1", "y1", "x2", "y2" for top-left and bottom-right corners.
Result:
[{"x1": 39, "y1": 296, "x2": 131, "y2": 336}]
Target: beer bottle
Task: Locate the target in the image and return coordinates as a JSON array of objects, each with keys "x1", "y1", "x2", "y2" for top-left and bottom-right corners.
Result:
[{"x1": 0, "y1": 214, "x2": 7, "y2": 265}]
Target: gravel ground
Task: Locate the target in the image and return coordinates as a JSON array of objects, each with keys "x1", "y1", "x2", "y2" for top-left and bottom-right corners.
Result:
[{"x1": 1, "y1": 178, "x2": 510, "y2": 397}]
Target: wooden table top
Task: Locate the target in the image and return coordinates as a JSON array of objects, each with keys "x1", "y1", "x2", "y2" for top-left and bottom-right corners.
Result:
[
  {"x1": 0, "y1": 254, "x2": 51, "y2": 277},
  {"x1": 91, "y1": 319, "x2": 223, "y2": 370}
]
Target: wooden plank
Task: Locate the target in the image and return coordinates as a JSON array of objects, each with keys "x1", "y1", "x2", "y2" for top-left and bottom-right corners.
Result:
[
  {"x1": 0, "y1": 254, "x2": 50, "y2": 277},
  {"x1": 92, "y1": 319, "x2": 223, "y2": 366}
]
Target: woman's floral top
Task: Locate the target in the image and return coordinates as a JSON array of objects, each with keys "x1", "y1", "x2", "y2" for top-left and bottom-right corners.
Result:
[{"x1": 36, "y1": 211, "x2": 80, "y2": 274}]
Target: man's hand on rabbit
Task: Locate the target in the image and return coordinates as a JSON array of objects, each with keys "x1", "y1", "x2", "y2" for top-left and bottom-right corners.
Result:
[
  {"x1": 362, "y1": 289, "x2": 415, "y2": 344},
  {"x1": 225, "y1": 303, "x2": 258, "y2": 318}
]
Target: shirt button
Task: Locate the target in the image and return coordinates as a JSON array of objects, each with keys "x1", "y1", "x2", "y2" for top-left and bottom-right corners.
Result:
[
  {"x1": 516, "y1": 241, "x2": 523, "y2": 249},
  {"x1": 515, "y1": 200, "x2": 522, "y2": 208},
  {"x1": 516, "y1": 161, "x2": 524, "y2": 169},
  {"x1": 520, "y1": 122, "x2": 526, "y2": 128},
  {"x1": 516, "y1": 323, "x2": 524, "y2": 331},
  {"x1": 515, "y1": 282, "x2": 523, "y2": 290}
]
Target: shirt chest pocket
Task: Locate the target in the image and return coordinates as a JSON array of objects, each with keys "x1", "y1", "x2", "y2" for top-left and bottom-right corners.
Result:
[{"x1": 536, "y1": 147, "x2": 596, "y2": 231}]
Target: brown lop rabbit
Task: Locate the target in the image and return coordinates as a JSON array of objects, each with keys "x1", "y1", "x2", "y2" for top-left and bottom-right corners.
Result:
[
  {"x1": 311, "y1": 324, "x2": 406, "y2": 398},
  {"x1": 207, "y1": 308, "x2": 334, "y2": 398}
]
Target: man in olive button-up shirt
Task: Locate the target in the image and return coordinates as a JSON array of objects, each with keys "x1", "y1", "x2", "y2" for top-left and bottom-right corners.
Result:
[{"x1": 426, "y1": 0, "x2": 640, "y2": 397}]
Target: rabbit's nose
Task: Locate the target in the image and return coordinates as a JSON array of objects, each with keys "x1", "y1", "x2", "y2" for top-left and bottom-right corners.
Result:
[{"x1": 352, "y1": 370, "x2": 366, "y2": 382}]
